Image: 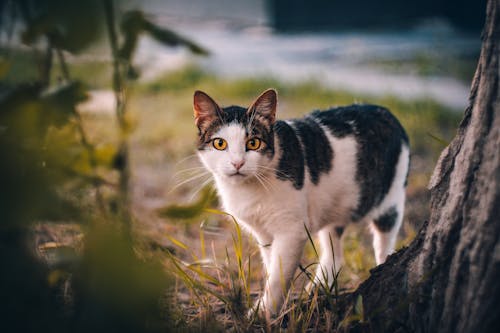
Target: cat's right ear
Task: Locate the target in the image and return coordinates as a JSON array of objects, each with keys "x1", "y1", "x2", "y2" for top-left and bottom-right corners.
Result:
[{"x1": 193, "y1": 91, "x2": 222, "y2": 131}]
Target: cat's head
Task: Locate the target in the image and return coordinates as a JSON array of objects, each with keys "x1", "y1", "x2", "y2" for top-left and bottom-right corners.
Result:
[{"x1": 193, "y1": 89, "x2": 277, "y2": 184}]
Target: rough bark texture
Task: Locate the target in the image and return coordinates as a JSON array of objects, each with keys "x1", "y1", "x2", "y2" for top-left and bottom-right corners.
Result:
[{"x1": 348, "y1": 0, "x2": 500, "y2": 332}]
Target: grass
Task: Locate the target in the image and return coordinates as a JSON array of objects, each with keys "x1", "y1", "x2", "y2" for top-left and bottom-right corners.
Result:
[
  {"x1": 367, "y1": 51, "x2": 479, "y2": 83},
  {"x1": 161, "y1": 209, "x2": 348, "y2": 331}
]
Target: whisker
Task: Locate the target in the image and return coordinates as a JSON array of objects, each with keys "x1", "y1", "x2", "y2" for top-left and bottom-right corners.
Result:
[
  {"x1": 256, "y1": 165, "x2": 288, "y2": 178},
  {"x1": 257, "y1": 172, "x2": 276, "y2": 191},
  {"x1": 171, "y1": 166, "x2": 208, "y2": 178},
  {"x1": 188, "y1": 177, "x2": 214, "y2": 201},
  {"x1": 257, "y1": 171, "x2": 277, "y2": 193},
  {"x1": 254, "y1": 173, "x2": 270, "y2": 193},
  {"x1": 168, "y1": 171, "x2": 210, "y2": 194},
  {"x1": 173, "y1": 154, "x2": 199, "y2": 167}
]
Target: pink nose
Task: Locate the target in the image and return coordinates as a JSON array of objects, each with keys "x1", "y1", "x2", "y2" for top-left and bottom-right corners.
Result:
[{"x1": 232, "y1": 160, "x2": 245, "y2": 170}]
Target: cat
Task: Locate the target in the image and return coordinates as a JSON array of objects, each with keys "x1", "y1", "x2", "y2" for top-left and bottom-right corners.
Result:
[{"x1": 193, "y1": 89, "x2": 409, "y2": 316}]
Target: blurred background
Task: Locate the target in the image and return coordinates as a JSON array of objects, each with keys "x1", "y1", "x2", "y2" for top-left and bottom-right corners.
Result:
[
  {"x1": 131, "y1": 0, "x2": 483, "y2": 109},
  {"x1": 0, "y1": 0, "x2": 487, "y2": 331}
]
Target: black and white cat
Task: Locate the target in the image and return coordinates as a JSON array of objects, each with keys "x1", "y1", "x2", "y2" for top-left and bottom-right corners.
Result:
[{"x1": 193, "y1": 89, "x2": 409, "y2": 315}]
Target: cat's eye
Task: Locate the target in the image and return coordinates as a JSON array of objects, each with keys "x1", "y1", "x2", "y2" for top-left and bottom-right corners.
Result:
[
  {"x1": 212, "y1": 138, "x2": 227, "y2": 150},
  {"x1": 246, "y1": 138, "x2": 261, "y2": 150}
]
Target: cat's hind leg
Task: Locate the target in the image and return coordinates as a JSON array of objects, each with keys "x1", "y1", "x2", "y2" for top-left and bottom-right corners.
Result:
[{"x1": 370, "y1": 204, "x2": 404, "y2": 265}]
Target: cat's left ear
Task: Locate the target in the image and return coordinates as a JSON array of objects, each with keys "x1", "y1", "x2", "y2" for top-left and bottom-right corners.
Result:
[{"x1": 247, "y1": 89, "x2": 277, "y2": 125}]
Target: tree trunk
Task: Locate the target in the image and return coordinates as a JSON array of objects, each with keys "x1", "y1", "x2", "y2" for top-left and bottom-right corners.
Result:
[{"x1": 348, "y1": 0, "x2": 500, "y2": 332}]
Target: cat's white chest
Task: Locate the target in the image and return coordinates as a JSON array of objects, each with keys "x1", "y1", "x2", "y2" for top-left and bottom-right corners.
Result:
[
  {"x1": 217, "y1": 180, "x2": 270, "y2": 223},
  {"x1": 215, "y1": 176, "x2": 308, "y2": 241}
]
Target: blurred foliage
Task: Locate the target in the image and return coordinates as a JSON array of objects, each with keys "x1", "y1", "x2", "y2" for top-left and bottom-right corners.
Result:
[
  {"x1": 71, "y1": 223, "x2": 175, "y2": 333},
  {"x1": 0, "y1": 79, "x2": 177, "y2": 332},
  {"x1": 0, "y1": 83, "x2": 83, "y2": 226},
  {"x1": 19, "y1": 0, "x2": 104, "y2": 53},
  {"x1": 119, "y1": 10, "x2": 209, "y2": 66},
  {"x1": 0, "y1": 0, "x2": 209, "y2": 332},
  {"x1": 364, "y1": 52, "x2": 478, "y2": 83}
]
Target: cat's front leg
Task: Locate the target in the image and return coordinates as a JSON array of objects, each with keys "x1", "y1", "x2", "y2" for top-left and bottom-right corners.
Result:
[
  {"x1": 255, "y1": 235, "x2": 272, "y2": 273},
  {"x1": 258, "y1": 233, "x2": 306, "y2": 316},
  {"x1": 259, "y1": 245, "x2": 271, "y2": 279},
  {"x1": 306, "y1": 224, "x2": 345, "y2": 293}
]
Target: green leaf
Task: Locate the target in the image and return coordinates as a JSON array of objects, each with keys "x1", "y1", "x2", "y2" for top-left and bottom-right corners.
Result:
[
  {"x1": 118, "y1": 9, "x2": 209, "y2": 64},
  {"x1": 20, "y1": 0, "x2": 104, "y2": 53},
  {"x1": 142, "y1": 20, "x2": 210, "y2": 56},
  {"x1": 427, "y1": 131, "x2": 449, "y2": 147},
  {"x1": 79, "y1": 222, "x2": 173, "y2": 330},
  {"x1": 0, "y1": 84, "x2": 49, "y2": 140},
  {"x1": 157, "y1": 186, "x2": 216, "y2": 219},
  {"x1": 42, "y1": 81, "x2": 88, "y2": 105},
  {"x1": 41, "y1": 81, "x2": 89, "y2": 128},
  {"x1": 118, "y1": 10, "x2": 144, "y2": 61},
  {"x1": 93, "y1": 144, "x2": 117, "y2": 168},
  {"x1": 165, "y1": 235, "x2": 188, "y2": 250}
]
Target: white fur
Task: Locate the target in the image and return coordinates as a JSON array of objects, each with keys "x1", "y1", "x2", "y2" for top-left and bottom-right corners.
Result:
[{"x1": 198, "y1": 122, "x2": 408, "y2": 315}]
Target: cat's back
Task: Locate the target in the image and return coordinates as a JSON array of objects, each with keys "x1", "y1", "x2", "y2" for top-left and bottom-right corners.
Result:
[
  {"x1": 310, "y1": 104, "x2": 408, "y2": 141},
  {"x1": 274, "y1": 104, "x2": 409, "y2": 222}
]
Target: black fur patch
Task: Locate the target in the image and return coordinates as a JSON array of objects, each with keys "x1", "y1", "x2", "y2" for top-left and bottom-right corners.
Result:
[
  {"x1": 291, "y1": 117, "x2": 333, "y2": 184},
  {"x1": 274, "y1": 120, "x2": 305, "y2": 189},
  {"x1": 311, "y1": 109, "x2": 355, "y2": 137},
  {"x1": 197, "y1": 106, "x2": 248, "y2": 148},
  {"x1": 373, "y1": 206, "x2": 398, "y2": 232},
  {"x1": 312, "y1": 104, "x2": 409, "y2": 220}
]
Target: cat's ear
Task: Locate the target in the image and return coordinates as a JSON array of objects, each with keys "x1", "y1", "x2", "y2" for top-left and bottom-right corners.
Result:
[
  {"x1": 247, "y1": 89, "x2": 277, "y2": 124},
  {"x1": 193, "y1": 90, "x2": 223, "y2": 130}
]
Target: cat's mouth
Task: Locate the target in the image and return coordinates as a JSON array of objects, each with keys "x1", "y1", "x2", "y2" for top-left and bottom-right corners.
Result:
[{"x1": 228, "y1": 171, "x2": 247, "y2": 178}]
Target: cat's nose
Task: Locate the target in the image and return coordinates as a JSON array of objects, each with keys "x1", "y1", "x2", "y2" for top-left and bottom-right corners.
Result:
[{"x1": 232, "y1": 160, "x2": 245, "y2": 170}]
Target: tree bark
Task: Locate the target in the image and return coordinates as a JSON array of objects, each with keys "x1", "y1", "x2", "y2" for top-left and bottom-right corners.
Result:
[{"x1": 348, "y1": 0, "x2": 500, "y2": 332}]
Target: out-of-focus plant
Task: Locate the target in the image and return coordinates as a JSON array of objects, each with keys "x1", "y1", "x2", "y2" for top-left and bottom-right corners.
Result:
[
  {"x1": 101, "y1": 0, "x2": 209, "y2": 232},
  {"x1": 0, "y1": 0, "x2": 208, "y2": 332}
]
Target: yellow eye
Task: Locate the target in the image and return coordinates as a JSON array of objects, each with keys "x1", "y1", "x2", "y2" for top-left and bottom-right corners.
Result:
[
  {"x1": 246, "y1": 138, "x2": 261, "y2": 150},
  {"x1": 212, "y1": 138, "x2": 227, "y2": 150}
]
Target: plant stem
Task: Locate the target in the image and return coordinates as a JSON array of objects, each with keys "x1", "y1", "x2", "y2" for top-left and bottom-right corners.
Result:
[
  {"x1": 40, "y1": 40, "x2": 52, "y2": 87},
  {"x1": 103, "y1": 0, "x2": 132, "y2": 233},
  {"x1": 74, "y1": 111, "x2": 109, "y2": 215},
  {"x1": 54, "y1": 46, "x2": 108, "y2": 216},
  {"x1": 55, "y1": 48, "x2": 70, "y2": 82}
]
